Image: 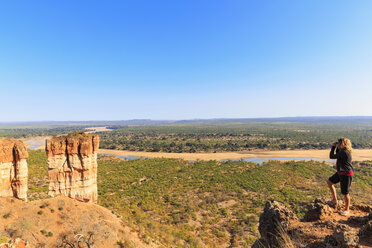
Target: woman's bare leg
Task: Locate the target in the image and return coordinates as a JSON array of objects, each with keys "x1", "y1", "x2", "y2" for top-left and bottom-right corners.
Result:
[
  {"x1": 343, "y1": 194, "x2": 350, "y2": 211},
  {"x1": 327, "y1": 180, "x2": 337, "y2": 204}
]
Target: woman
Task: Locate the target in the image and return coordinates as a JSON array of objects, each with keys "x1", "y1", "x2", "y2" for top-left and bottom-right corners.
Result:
[{"x1": 327, "y1": 137, "x2": 353, "y2": 216}]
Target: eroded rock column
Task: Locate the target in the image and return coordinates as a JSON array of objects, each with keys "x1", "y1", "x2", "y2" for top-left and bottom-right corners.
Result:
[
  {"x1": 46, "y1": 133, "x2": 99, "y2": 203},
  {"x1": 0, "y1": 138, "x2": 28, "y2": 200}
]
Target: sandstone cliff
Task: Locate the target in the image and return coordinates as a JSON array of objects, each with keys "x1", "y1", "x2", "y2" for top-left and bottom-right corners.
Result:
[
  {"x1": 252, "y1": 199, "x2": 372, "y2": 248},
  {"x1": 45, "y1": 132, "x2": 99, "y2": 203},
  {"x1": 0, "y1": 138, "x2": 28, "y2": 201}
]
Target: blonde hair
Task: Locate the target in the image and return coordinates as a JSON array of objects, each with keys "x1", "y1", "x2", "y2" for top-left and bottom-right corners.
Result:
[{"x1": 338, "y1": 137, "x2": 353, "y2": 153}]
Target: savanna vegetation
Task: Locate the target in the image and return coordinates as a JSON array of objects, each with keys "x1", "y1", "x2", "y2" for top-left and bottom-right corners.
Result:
[
  {"x1": 27, "y1": 150, "x2": 372, "y2": 247},
  {"x1": 0, "y1": 120, "x2": 167, "y2": 139},
  {"x1": 98, "y1": 119, "x2": 372, "y2": 152},
  {"x1": 0, "y1": 126, "x2": 87, "y2": 139},
  {"x1": 2, "y1": 118, "x2": 372, "y2": 152}
]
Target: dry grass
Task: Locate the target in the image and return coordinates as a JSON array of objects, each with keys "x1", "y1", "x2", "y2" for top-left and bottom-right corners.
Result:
[{"x1": 0, "y1": 196, "x2": 151, "y2": 248}]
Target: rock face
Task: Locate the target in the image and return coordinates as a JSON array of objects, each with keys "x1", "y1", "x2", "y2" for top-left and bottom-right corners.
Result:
[
  {"x1": 45, "y1": 133, "x2": 99, "y2": 203},
  {"x1": 252, "y1": 201, "x2": 297, "y2": 248},
  {"x1": 252, "y1": 198, "x2": 372, "y2": 248},
  {"x1": 0, "y1": 138, "x2": 28, "y2": 201}
]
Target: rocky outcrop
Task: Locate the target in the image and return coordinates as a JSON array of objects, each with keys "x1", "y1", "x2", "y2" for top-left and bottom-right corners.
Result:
[
  {"x1": 0, "y1": 138, "x2": 28, "y2": 201},
  {"x1": 303, "y1": 198, "x2": 333, "y2": 221},
  {"x1": 359, "y1": 219, "x2": 372, "y2": 239},
  {"x1": 252, "y1": 201, "x2": 297, "y2": 248},
  {"x1": 326, "y1": 226, "x2": 359, "y2": 248},
  {"x1": 252, "y1": 199, "x2": 372, "y2": 248},
  {"x1": 45, "y1": 132, "x2": 99, "y2": 203}
]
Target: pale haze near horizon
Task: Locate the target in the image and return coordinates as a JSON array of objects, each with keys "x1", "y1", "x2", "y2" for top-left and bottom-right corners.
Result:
[{"x1": 0, "y1": 1, "x2": 371, "y2": 122}]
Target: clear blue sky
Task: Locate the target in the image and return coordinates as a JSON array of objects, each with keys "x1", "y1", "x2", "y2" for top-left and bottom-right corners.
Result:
[{"x1": 1, "y1": 1, "x2": 371, "y2": 121}]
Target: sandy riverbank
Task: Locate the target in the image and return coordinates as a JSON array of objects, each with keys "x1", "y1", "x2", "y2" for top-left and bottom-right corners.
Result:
[
  {"x1": 85, "y1": 126, "x2": 112, "y2": 133},
  {"x1": 22, "y1": 135, "x2": 372, "y2": 162},
  {"x1": 21, "y1": 136, "x2": 51, "y2": 150},
  {"x1": 98, "y1": 148, "x2": 372, "y2": 161}
]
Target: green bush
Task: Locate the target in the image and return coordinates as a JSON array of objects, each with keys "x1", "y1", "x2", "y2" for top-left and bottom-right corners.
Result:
[{"x1": 2, "y1": 213, "x2": 10, "y2": 219}]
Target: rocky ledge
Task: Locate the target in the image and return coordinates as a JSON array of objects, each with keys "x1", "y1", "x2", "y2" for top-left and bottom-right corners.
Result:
[{"x1": 252, "y1": 199, "x2": 372, "y2": 248}]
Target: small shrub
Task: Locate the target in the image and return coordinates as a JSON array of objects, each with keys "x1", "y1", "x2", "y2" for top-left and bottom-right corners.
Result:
[
  {"x1": 37, "y1": 211, "x2": 43, "y2": 215},
  {"x1": 3, "y1": 213, "x2": 10, "y2": 219},
  {"x1": 40, "y1": 230, "x2": 53, "y2": 237},
  {"x1": 220, "y1": 208, "x2": 228, "y2": 217}
]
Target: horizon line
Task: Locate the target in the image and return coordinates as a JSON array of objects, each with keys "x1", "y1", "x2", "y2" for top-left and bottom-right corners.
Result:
[{"x1": 1, "y1": 115, "x2": 372, "y2": 124}]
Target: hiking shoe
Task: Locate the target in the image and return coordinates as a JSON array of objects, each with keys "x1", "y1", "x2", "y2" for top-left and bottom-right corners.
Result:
[{"x1": 340, "y1": 211, "x2": 349, "y2": 216}]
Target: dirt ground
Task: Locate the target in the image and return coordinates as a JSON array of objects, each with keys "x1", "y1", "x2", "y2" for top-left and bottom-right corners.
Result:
[{"x1": 289, "y1": 204, "x2": 372, "y2": 248}]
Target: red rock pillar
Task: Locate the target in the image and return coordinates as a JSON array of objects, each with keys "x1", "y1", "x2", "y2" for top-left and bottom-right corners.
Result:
[
  {"x1": 45, "y1": 133, "x2": 99, "y2": 203},
  {"x1": 0, "y1": 138, "x2": 28, "y2": 201}
]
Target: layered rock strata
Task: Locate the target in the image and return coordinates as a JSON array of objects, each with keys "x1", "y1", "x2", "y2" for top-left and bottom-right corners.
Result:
[
  {"x1": 0, "y1": 138, "x2": 28, "y2": 200},
  {"x1": 45, "y1": 133, "x2": 99, "y2": 203}
]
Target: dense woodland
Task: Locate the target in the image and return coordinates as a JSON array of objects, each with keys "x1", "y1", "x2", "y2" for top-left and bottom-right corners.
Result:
[{"x1": 27, "y1": 150, "x2": 372, "y2": 247}]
